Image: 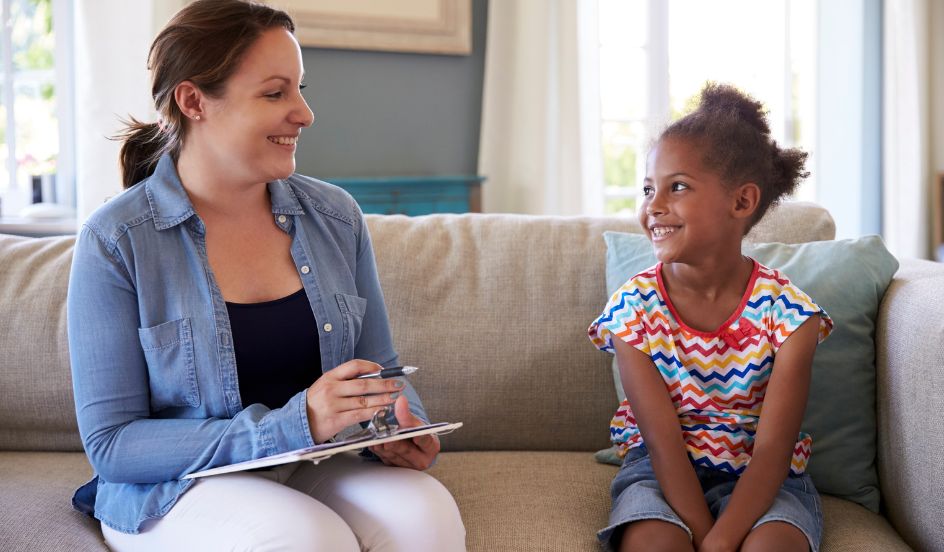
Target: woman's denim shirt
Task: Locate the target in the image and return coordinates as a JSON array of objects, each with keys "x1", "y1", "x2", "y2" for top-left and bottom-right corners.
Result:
[{"x1": 67, "y1": 154, "x2": 427, "y2": 534}]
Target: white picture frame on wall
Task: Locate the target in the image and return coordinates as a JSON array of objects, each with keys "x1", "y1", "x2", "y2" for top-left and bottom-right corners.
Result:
[{"x1": 272, "y1": 0, "x2": 472, "y2": 56}]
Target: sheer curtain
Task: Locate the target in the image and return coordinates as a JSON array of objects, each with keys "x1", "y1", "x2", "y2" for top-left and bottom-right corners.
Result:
[
  {"x1": 477, "y1": 0, "x2": 602, "y2": 215},
  {"x1": 882, "y1": 0, "x2": 931, "y2": 259},
  {"x1": 73, "y1": 0, "x2": 186, "y2": 221}
]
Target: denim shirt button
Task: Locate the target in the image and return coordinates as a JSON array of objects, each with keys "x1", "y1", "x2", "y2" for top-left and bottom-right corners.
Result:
[
  {"x1": 277, "y1": 215, "x2": 287, "y2": 224},
  {"x1": 300, "y1": 265, "x2": 310, "y2": 274},
  {"x1": 323, "y1": 323, "x2": 333, "y2": 333}
]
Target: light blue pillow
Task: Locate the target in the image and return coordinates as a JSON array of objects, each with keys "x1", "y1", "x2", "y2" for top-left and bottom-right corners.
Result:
[{"x1": 598, "y1": 232, "x2": 898, "y2": 512}]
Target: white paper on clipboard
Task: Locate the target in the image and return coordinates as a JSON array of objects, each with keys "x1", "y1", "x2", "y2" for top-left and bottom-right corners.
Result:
[{"x1": 183, "y1": 422, "x2": 462, "y2": 479}]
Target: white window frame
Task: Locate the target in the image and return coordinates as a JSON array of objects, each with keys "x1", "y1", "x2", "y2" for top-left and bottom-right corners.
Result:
[
  {"x1": 1, "y1": 0, "x2": 17, "y2": 195},
  {"x1": 599, "y1": 0, "x2": 811, "y2": 211},
  {"x1": 0, "y1": 0, "x2": 74, "y2": 216},
  {"x1": 53, "y1": 0, "x2": 74, "y2": 209}
]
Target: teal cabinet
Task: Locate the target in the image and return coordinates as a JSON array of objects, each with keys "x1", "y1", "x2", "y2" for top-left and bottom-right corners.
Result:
[{"x1": 329, "y1": 175, "x2": 485, "y2": 216}]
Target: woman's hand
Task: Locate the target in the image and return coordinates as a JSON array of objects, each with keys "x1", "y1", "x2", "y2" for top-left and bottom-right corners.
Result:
[
  {"x1": 305, "y1": 360, "x2": 403, "y2": 444},
  {"x1": 368, "y1": 395, "x2": 440, "y2": 470}
]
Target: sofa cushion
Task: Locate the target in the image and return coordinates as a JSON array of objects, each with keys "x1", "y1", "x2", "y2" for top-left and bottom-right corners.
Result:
[
  {"x1": 428, "y1": 451, "x2": 616, "y2": 551},
  {"x1": 599, "y1": 233, "x2": 898, "y2": 512},
  {"x1": 0, "y1": 451, "x2": 106, "y2": 551},
  {"x1": 0, "y1": 234, "x2": 82, "y2": 452},
  {"x1": 427, "y1": 451, "x2": 910, "y2": 552},
  {"x1": 819, "y1": 496, "x2": 912, "y2": 552}
]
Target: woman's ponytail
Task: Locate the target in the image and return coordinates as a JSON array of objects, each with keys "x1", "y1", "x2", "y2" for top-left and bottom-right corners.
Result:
[{"x1": 116, "y1": 118, "x2": 171, "y2": 189}]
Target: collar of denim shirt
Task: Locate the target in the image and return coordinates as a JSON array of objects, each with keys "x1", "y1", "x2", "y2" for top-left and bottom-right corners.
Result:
[{"x1": 143, "y1": 153, "x2": 306, "y2": 232}]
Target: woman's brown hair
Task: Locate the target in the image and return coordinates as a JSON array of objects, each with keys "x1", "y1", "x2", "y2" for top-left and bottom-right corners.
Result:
[{"x1": 117, "y1": 0, "x2": 294, "y2": 188}]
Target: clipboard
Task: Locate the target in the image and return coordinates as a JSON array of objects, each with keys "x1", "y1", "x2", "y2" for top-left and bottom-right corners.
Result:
[{"x1": 183, "y1": 420, "x2": 463, "y2": 479}]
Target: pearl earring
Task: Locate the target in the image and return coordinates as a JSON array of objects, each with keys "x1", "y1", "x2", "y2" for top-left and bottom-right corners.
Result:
[{"x1": 194, "y1": 115, "x2": 201, "y2": 121}]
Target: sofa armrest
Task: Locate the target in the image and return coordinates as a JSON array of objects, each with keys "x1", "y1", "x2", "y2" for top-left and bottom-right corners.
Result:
[{"x1": 875, "y1": 258, "x2": 944, "y2": 552}]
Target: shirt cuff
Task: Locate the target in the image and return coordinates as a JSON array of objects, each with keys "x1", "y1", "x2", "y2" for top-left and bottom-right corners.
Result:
[{"x1": 259, "y1": 389, "x2": 315, "y2": 455}]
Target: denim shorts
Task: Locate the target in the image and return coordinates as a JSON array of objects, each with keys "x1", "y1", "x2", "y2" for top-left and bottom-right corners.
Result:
[{"x1": 599, "y1": 446, "x2": 823, "y2": 552}]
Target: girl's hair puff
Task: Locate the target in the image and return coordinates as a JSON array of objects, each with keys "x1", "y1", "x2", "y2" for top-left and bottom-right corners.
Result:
[{"x1": 660, "y1": 82, "x2": 809, "y2": 230}]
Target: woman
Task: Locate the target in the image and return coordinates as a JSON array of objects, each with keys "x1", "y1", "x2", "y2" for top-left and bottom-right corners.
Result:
[{"x1": 67, "y1": 1, "x2": 465, "y2": 550}]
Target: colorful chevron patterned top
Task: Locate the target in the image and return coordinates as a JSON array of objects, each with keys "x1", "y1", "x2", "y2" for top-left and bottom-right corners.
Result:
[{"x1": 588, "y1": 260, "x2": 832, "y2": 475}]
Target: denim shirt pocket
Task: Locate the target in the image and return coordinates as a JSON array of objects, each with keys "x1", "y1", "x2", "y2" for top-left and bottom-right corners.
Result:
[
  {"x1": 335, "y1": 293, "x2": 367, "y2": 359},
  {"x1": 138, "y1": 318, "x2": 200, "y2": 411}
]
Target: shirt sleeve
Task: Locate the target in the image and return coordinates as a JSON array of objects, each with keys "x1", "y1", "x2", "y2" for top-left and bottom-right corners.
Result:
[
  {"x1": 588, "y1": 278, "x2": 653, "y2": 356},
  {"x1": 768, "y1": 282, "x2": 834, "y2": 352}
]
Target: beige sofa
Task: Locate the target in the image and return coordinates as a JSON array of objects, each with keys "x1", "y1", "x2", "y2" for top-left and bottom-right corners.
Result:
[{"x1": 1, "y1": 203, "x2": 941, "y2": 551}]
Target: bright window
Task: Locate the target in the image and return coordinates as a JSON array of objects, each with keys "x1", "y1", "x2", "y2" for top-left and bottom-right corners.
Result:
[
  {"x1": 0, "y1": 0, "x2": 71, "y2": 217},
  {"x1": 598, "y1": 0, "x2": 817, "y2": 216}
]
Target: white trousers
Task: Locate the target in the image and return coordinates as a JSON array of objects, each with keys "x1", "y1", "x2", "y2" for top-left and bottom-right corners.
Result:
[{"x1": 101, "y1": 453, "x2": 466, "y2": 552}]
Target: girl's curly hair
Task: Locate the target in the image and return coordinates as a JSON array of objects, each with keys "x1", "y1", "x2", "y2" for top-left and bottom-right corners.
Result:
[{"x1": 660, "y1": 82, "x2": 809, "y2": 230}]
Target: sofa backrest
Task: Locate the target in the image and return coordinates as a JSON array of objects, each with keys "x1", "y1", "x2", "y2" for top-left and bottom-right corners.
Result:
[
  {"x1": 366, "y1": 201, "x2": 835, "y2": 452},
  {"x1": 0, "y1": 235, "x2": 79, "y2": 451},
  {"x1": 0, "y1": 201, "x2": 834, "y2": 452}
]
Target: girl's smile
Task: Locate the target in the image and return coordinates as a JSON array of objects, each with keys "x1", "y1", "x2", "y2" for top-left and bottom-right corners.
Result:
[{"x1": 648, "y1": 224, "x2": 680, "y2": 240}]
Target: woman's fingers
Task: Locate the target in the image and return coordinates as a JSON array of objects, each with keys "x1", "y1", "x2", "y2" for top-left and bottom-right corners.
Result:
[
  {"x1": 331, "y1": 407, "x2": 392, "y2": 432},
  {"x1": 370, "y1": 443, "x2": 413, "y2": 468},
  {"x1": 412, "y1": 432, "x2": 440, "y2": 456},
  {"x1": 371, "y1": 438, "x2": 437, "y2": 470},
  {"x1": 334, "y1": 377, "x2": 403, "y2": 398},
  {"x1": 323, "y1": 361, "x2": 404, "y2": 398},
  {"x1": 326, "y1": 359, "x2": 383, "y2": 380},
  {"x1": 392, "y1": 394, "x2": 423, "y2": 426},
  {"x1": 384, "y1": 442, "x2": 425, "y2": 468},
  {"x1": 338, "y1": 392, "x2": 398, "y2": 412}
]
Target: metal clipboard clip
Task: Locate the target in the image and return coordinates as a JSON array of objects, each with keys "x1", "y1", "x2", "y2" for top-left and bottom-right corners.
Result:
[
  {"x1": 308, "y1": 407, "x2": 399, "y2": 466},
  {"x1": 346, "y1": 406, "x2": 401, "y2": 440}
]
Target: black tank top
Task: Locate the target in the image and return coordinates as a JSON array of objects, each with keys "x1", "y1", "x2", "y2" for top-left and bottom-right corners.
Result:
[{"x1": 225, "y1": 288, "x2": 321, "y2": 409}]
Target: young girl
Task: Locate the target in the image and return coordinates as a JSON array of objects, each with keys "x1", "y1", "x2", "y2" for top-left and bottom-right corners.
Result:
[{"x1": 588, "y1": 83, "x2": 833, "y2": 552}]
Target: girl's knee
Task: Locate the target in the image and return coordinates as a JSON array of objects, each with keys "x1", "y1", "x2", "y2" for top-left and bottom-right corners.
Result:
[
  {"x1": 741, "y1": 521, "x2": 809, "y2": 552},
  {"x1": 618, "y1": 520, "x2": 693, "y2": 552}
]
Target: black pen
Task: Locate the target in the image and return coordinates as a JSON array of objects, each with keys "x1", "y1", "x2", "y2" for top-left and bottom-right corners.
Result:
[{"x1": 355, "y1": 366, "x2": 419, "y2": 379}]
